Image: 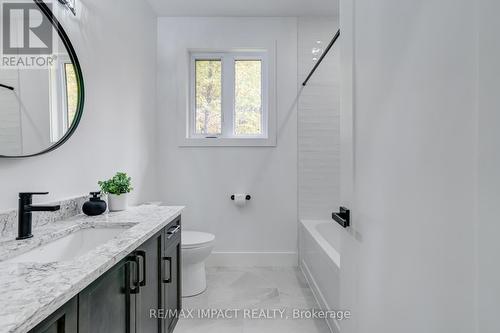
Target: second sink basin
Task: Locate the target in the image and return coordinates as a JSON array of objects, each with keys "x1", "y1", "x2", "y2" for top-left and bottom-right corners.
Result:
[{"x1": 5, "y1": 227, "x2": 128, "y2": 264}]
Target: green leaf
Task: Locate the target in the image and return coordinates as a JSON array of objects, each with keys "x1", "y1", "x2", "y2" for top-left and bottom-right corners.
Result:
[{"x1": 98, "y1": 172, "x2": 133, "y2": 195}]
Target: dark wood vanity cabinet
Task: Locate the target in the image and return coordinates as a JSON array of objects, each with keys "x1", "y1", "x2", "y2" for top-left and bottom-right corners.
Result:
[
  {"x1": 135, "y1": 230, "x2": 163, "y2": 333},
  {"x1": 30, "y1": 297, "x2": 78, "y2": 333},
  {"x1": 29, "y1": 216, "x2": 182, "y2": 333},
  {"x1": 135, "y1": 220, "x2": 182, "y2": 333},
  {"x1": 78, "y1": 259, "x2": 133, "y2": 333},
  {"x1": 162, "y1": 227, "x2": 182, "y2": 332}
]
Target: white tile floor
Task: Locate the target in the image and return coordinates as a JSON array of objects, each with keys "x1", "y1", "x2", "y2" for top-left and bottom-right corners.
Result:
[{"x1": 175, "y1": 267, "x2": 331, "y2": 333}]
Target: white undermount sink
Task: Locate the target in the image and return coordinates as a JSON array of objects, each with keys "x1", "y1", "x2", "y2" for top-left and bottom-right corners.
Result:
[{"x1": 5, "y1": 227, "x2": 128, "y2": 264}]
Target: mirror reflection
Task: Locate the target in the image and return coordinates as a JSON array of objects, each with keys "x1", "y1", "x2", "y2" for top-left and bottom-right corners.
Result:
[
  {"x1": 0, "y1": 53, "x2": 78, "y2": 156},
  {"x1": 0, "y1": 1, "x2": 82, "y2": 157}
]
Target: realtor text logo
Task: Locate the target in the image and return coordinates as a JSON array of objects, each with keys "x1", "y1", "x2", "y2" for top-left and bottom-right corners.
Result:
[{"x1": 2, "y1": 2, "x2": 53, "y2": 55}]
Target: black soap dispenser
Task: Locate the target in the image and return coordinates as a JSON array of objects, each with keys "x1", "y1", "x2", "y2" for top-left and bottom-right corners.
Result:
[{"x1": 82, "y1": 192, "x2": 107, "y2": 216}]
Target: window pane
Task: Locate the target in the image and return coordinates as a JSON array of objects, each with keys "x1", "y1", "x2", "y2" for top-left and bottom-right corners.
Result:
[
  {"x1": 64, "y1": 63, "x2": 78, "y2": 126},
  {"x1": 235, "y1": 60, "x2": 262, "y2": 135},
  {"x1": 64, "y1": 64, "x2": 78, "y2": 127},
  {"x1": 195, "y1": 60, "x2": 222, "y2": 135}
]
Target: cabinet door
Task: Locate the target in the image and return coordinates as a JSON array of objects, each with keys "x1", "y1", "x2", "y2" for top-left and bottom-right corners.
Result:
[
  {"x1": 163, "y1": 224, "x2": 182, "y2": 333},
  {"x1": 29, "y1": 297, "x2": 77, "y2": 333},
  {"x1": 135, "y1": 231, "x2": 163, "y2": 333},
  {"x1": 79, "y1": 258, "x2": 138, "y2": 333}
]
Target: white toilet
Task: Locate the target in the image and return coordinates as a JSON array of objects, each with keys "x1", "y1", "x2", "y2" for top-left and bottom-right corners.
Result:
[{"x1": 181, "y1": 231, "x2": 215, "y2": 297}]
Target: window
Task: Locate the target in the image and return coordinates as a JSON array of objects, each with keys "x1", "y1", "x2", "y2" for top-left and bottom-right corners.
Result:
[
  {"x1": 64, "y1": 63, "x2": 78, "y2": 127},
  {"x1": 194, "y1": 59, "x2": 222, "y2": 136},
  {"x1": 49, "y1": 56, "x2": 78, "y2": 143},
  {"x1": 234, "y1": 60, "x2": 263, "y2": 136},
  {"x1": 189, "y1": 51, "x2": 270, "y2": 143}
]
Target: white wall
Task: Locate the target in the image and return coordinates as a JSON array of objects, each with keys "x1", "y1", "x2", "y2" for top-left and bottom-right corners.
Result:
[
  {"x1": 298, "y1": 17, "x2": 340, "y2": 220},
  {"x1": 0, "y1": 0, "x2": 158, "y2": 210},
  {"x1": 18, "y1": 69, "x2": 51, "y2": 155},
  {"x1": 341, "y1": 1, "x2": 476, "y2": 332},
  {"x1": 0, "y1": 70, "x2": 21, "y2": 156},
  {"x1": 477, "y1": 0, "x2": 500, "y2": 331},
  {"x1": 157, "y1": 17, "x2": 298, "y2": 266},
  {"x1": 0, "y1": 69, "x2": 55, "y2": 156}
]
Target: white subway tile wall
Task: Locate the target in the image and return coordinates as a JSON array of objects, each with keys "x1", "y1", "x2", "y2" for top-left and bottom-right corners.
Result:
[{"x1": 298, "y1": 17, "x2": 340, "y2": 220}]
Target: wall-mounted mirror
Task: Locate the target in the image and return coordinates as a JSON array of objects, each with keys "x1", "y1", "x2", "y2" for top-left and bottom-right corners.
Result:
[{"x1": 0, "y1": 0, "x2": 84, "y2": 158}]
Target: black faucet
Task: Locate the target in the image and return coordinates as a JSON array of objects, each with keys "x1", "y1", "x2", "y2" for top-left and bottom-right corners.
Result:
[{"x1": 17, "y1": 192, "x2": 61, "y2": 240}]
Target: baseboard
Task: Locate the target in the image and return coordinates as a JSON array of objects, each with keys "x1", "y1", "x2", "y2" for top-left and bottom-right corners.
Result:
[
  {"x1": 206, "y1": 252, "x2": 298, "y2": 267},
  {"x1": 299, "y1": 260, "x2": 340, "y2": 333}
]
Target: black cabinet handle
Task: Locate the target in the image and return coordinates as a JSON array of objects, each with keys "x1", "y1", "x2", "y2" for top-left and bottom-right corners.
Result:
[
  {"x1": 162, "y1": 257, "x2": 172, "y2": 284},
  {"x1": 127, "y1": 255, "x2": 140, "y2": 294},
  {"x1": 332, "y1": 207, "x2": 350, "y2": 228},
  {"x1": 136, "y1": 250, "x2": 146, "y2": 287},
  {"x1": 167, "y1": 225, "x2": 181, "y2": 239}
]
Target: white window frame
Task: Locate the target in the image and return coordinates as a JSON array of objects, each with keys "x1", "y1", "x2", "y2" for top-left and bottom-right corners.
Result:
[
  {"x1": 182, "y1": 49, "x2": 276, "y2": 147},
  {"x1": 49, "y1": 54, "x2": 72, "y2": 143}
]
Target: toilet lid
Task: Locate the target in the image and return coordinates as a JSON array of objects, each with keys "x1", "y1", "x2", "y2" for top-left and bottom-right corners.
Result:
[{"x1": 182, "y1": 231, "x2": 215, "y2": 249}]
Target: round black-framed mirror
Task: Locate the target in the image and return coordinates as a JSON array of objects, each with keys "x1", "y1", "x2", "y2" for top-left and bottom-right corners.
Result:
[{"x1": 0, "y1": 0, "x2": 84, "y2": 158}]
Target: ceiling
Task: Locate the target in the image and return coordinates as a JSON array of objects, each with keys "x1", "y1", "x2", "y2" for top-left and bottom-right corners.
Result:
[{"x1": 145, "y1": 0, "x2": 338, "y2": 17}]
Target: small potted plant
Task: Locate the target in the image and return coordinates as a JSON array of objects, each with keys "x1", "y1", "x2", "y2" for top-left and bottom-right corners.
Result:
[{"x1": 98, "y1": 172, "x2": 133, "y2": 212}]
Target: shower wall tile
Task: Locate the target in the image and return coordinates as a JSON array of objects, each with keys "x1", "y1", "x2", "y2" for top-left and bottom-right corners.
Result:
[{"x1": 298, "y1": 17, "x2": 340, "y2": 220}]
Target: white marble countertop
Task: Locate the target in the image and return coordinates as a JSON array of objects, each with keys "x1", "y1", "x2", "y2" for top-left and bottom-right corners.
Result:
[{"x1": 0, "y1": 204, "x2": 184, "y2": 333}]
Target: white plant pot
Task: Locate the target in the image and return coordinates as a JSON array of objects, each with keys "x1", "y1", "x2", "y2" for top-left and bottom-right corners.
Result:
[{"x1": 108, "y1": 193, "x2": 128, "y2": 212}]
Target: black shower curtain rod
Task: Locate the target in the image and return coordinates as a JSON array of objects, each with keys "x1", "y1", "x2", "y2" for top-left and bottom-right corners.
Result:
[
  {"x1": 302, "y1": 29, "x2": 341, "y2": 87},
  {"x1": 0, "y1": 83, "x2": 14, "y2": 91}
]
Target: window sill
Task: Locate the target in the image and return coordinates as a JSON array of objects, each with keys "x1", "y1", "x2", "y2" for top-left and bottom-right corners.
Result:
[{"x1": 178, "y1": 137, "x2": 276, "y2": 147}]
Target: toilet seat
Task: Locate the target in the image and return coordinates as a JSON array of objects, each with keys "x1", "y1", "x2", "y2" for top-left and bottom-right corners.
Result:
[{"x1": 182, "y1": 231, "x2": 215, "y2": 249}]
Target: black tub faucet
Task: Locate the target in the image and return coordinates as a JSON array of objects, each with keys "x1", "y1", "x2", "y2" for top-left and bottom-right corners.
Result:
[{"x1": 17, "y1": 192, "x2": 60, "y2": 240}]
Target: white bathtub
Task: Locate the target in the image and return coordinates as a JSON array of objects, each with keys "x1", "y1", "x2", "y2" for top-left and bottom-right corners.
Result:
[{"x1": 299, "y1": 219, "x2": 341, "y2": 333}]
